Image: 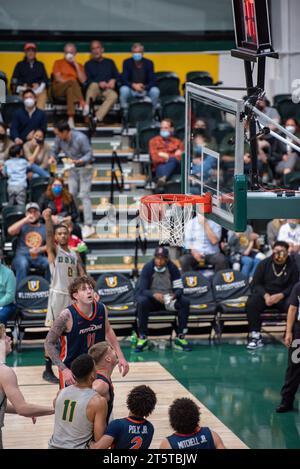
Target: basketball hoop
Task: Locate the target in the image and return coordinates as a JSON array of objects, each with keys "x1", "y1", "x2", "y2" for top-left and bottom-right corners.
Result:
[{"x1": 140, "y1": 193, "x2": 212, "y2": 247}]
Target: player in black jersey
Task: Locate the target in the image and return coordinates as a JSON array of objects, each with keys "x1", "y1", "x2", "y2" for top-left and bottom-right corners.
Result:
[
  {"x1": 90, "y1": 385, "x2": 157, "y2": 449},
  {"x1": 88, "y1": 341, "x2": 118, "y2": 424},
  {"x1": 160, "y1": 397, "x2": 225, "y2": 449},
  {"x1": 45, "y1": 276, "x2": 129, "y2": 388}
]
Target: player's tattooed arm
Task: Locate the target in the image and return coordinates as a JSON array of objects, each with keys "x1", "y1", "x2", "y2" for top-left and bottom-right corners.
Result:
[{"x1": 44, "y1": 309, "x2": 71, "y2": 371}]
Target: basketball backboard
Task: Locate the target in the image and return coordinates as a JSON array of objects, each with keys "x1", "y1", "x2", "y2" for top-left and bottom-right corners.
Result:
[{"x1": 184, "y1": 83, "x2": 247, "y2": 232}]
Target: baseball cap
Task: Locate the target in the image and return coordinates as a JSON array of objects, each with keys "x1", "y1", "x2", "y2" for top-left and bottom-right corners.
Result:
[
  {"x1": 24, "y1": 43, "x2": 37, "y2": 51},
  {"x1": 25, "y1": 202, "x2": 40, "y2": 212},
  {"x1": 154, "y1": 246, "x2": 169, "y2": 258}
]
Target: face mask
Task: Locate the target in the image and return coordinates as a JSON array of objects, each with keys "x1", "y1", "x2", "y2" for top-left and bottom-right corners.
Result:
[
  {"x1": 285, "y1": 125, "x2": 296, "y2": 134},
  {"x1": 154, "y1": 265, "x2": 166, "y2": 273},
  {"x1": 194, "y1": 144, "x2": 202, "y2": 155},
  {"x1": 160, "y1": 130, "x2": 170, "y2": 139},
  {"x1": 132, "y1": 52, "x2": 143, "y2": 61},
  {"x1": 65, "y1": 52, "x2": 74, "y2": 62},
  {"x1": 0, "y1": 134, "x2": 5, "y2": 140},
  {"x1": 24, "y1": 97, "x2": 35, "y2": 108},
  {"x1": 35, "y1": 138, "x2": 44, "y2": 145},
  {"x1": 52, "y1": 186, "x2": 63, "y2": 196},
  {"x1": 289, "y1": 223, "x2": 297, "y2": 229}
]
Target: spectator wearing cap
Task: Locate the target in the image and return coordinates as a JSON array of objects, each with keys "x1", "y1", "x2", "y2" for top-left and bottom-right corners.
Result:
[
  {"x1": 135, "y1": 246, "x2": 191, "y2": 352},
  {"x1": 10, "y1": 88, "x2": 47, "y2": 145},
  {"x1": 0, "y1": 249, "x2": 16, "y2": 326},
  {"x1": 8, "y1": 202, "x2": 49, "y2": 284},
  {"x1": 119, "y1": 43, "x2": 160, "y2": 115},
  {"x1": 52, "y1": 43, "x2": 86, "y2": 128},
  {"x1": 11, "y1": 43, "x2": 48, "y2": 110},
  {"x1": 83, "y1": 40, "x2": 119, "y2": 123}
]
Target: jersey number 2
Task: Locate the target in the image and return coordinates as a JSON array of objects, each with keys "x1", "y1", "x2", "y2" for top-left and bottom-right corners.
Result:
[
  {"x1": 87, "y1": 333, "x2": 96, "y2": 348},
  {"x1": 130, "y1": 436, "x2": 143, "y2": 449}
]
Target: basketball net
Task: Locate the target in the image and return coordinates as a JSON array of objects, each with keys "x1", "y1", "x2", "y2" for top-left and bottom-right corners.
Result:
[{"x1": 140, "y1": 193, "x2": 212, "y2": 247}]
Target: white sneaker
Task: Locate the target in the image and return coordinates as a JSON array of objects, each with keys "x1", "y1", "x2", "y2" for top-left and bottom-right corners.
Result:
[
  {"x1": 82, "y1": 225, "x2": 95, "y2": 239},
  {"x1": 82, "y1": 104, "x2": 90, "y2": 117},
  {"x1": 247, "y1": 332, "x2": 264, "y2": 350},
  {"x1": 68, "y1": 117, "x2": 75, "y2": 128}
]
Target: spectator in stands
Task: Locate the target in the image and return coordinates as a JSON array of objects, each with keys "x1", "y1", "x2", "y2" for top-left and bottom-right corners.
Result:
[
  {"x1": 52, "y1": 43, "x2": 86, "y2": 128},
  {"x1": 0, "y1": 249, "x2": 16, "y2": 326},
  {"x1": 191, "y1": 131, "x2": 218, "y2": 179},
  {"x1": 119, "y1": 43, "x2": 160, "y2": 115},
  {"x1": 135, "y1": 246, "x2": 191, "y2": 352},
  {"x1": 256, "y1": 96, "x2": 280, "y2": 130},
  {"x1": 228, "y1": 225, "x2": 263, "y2": 279},
  {"x1": 8, "y1": 202, "x2": 50, "y2": 284},
  {"x1": 51, "y1": 121, "x2": 94, "y2": 239},
  {"x1": 267, "y1": 219, "x2": 286, "y2": 247},
  {"x1": 11, "y1": 43, "x2": 48, "y2": 110},
  {"x1": 2, "y1": 144, "x2": 29, "y2": 206},
  {"x1": 39, "y1": 177, "x2": 82, "y2": 238},
  {"x1": 10, "y1": 89, "x2": 47, "y2": 144},
  {"x1": 275, "y1": 118, "x2": 300, "y2": 176},
  {"x1": 23, "y1": 129, "x2": 55, "y2": 178},
  {"x1": 0, "y1": 124, "x2": 13, "y2": 168},
  {"x1": 84, "y1": 41, "x2": 119, "y2": 123},
  {"x1": 246, "y1": 240, "x2": 298, "y2": 350},
  {"x1": 193, "y1": 118, "x2": 208, "y2": 131},
  {"x1": 180, "y1": 214, "x2": 228, "y2": 273},
  {"x1": 149, "y1": 118, "x2": 183, "y2": 191},
  {"x1": 277, "y1": 219, "x2": 300, "y2": 255}
]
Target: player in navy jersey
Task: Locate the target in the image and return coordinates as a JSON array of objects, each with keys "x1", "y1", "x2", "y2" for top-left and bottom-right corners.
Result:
[
  {"x1": 88, "y1": 341, "x2": 118, "y2": 424},
  {"x1": 160, "y1": 397, "x2": 225, "y2": 449},
  {"x1": 90, "y1": 385, "x2": 157, "y2": 449},
  {"x1": 45, "y1": 276, "x2": 129, "y2": 388}
]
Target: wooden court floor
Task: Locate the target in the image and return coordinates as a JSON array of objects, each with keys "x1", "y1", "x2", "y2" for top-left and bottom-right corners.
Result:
[{"x1": 3, "y1": 362, "x2": 247, "y2": 449}]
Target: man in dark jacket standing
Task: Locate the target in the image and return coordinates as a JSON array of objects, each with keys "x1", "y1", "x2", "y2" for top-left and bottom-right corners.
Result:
[
  {"x1": 246, "y1": 241, "x2": 299, "y2": 350},
  {"x1": 135, "y1": 246, "x2": 190, "y2": 352},
  {"x1": 119, "y1": 43, "x2": 160, "y2": 115}
]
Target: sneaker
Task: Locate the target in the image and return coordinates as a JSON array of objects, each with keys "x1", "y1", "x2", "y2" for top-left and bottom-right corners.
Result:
[
  {"x1": 82, "y1": 225, "x2": 95, "y2": 239},
  {"x1": 247, "y1": 332, "x2": 264, "y2": 350},
  {"x1": 130, "y1": 331, "x2": 138, "y2": 347},
  {"x1": 276, "y1": 403, "x2": 294, "y2": 413},
  {"x1": 82, "y1": 104, "x2": 90, "y2": 117},
  {"x1": 68, "y1": 117, "x2": 75, "y2": 128},
  {"x1": 135, "y1": 337, "x2": 149, "y2": 352},
  {"x1": 173, "y1": 336, "x2": 192, "y2": 351},
  {"x1": 42, "y1": 369, "x2": 59, "y2": 384}
]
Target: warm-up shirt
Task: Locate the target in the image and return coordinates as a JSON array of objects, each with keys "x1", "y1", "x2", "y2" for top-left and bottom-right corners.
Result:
[
  {"x1": 251, "y1": 256, "x2": 299, "y2": 298},
  {"x1": 0, "y1": 264, "x2": 16, "y2": 307}
]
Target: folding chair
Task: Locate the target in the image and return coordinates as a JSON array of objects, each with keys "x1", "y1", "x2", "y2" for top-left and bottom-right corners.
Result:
[
  {"x1": 96, "y1": 273, "x2": 137, "y2": 337},
  {"x1": 15, "y1": 275, "x2": 50, "y2": 350},
  {"x1": 182, "y1": 271, "x2": 217, "y2": 339},
  {"x1": 212, "y1": 269, "x2": 251, "y2": 340}
]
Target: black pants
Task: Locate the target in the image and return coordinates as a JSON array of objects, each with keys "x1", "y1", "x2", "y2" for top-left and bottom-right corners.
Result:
[
  {"x1": 246, "y1": 293, "x2": 288, "y2": 332},
  {"x1": 136, "y1": 295, "x2": 190, "y2": 336},
  {"x1": 180, "y1": 253, "x2": 228, "y2": 273},
  {"x1": 280, "y1": 322, "x2": 300, "y2": 406}
]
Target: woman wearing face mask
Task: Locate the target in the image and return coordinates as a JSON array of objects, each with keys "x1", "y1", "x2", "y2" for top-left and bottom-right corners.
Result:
[
  {"x1": 0, "y1": 124, "x2": 13, "y2": 170},
  {"x1": 39, "y1": 177, "x2": 82, "y2": 238},
  {"x1": 275, "y1": 118, "x2": 300, "y2": 176},
  {"x1": 23, "y1": 129, "x2": 55, "y2": 178}
]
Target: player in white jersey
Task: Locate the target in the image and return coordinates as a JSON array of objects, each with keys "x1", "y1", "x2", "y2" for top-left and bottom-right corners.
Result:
[{"x1": 42, "y1": 208, "x2": 85, "y2": 384}]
